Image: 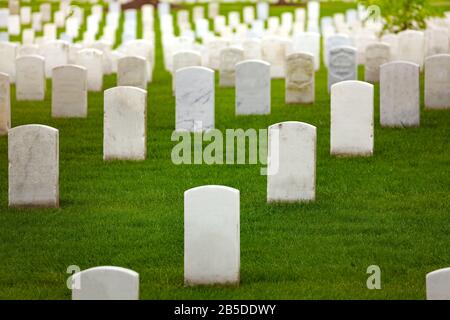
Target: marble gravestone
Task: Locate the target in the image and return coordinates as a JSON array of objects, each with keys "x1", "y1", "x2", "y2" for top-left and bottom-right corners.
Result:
[
  {"x1": 16, "y1": 55, "x2": 45, "y2": 101},
  {"x1": 0, "y1": 73, "x2": 10, "y2": 136},
  {"x1": 0, "y1": 42, "x2": 17, "y2": 83},
  {"x1": 172, "y1": 50, "x2": 202, "y2": 93},
  {"x1": 40, "y1": 40, "x2": 70, "y2": 78},
  {"x1": 425, "y1": 28, "x2": 449, "y2": 58},
  {"x1": 235, "y1": 60, "x2": 270, "y2": 115},
  {"x1": 206, "y1": 38, "x2": 228, "y2": 70},
  {"x1": 327, "y1": 46, "x2": 357, "y2": 92},
  {"x1": 292, "y1": 32, "x2": 321, "y2": 71},
  {"x1": 285, "y1": 53, "x2": 315, "y2": 104},
  {"x1": 8, "y1": 125, "x2": 59, "y2": 208},
  {"x1": 52, "y1": 65, "x2": 88, "y2": 118},
  {"x1": 380, "y1": 33, "x2": 398, "y2": 60},
  {"x1": 175, "y1": 66, "x2": 214, "y2": 132},
  {"x1": 104, "y1": 86, "x2": 147, "y2": 161},
  {"x1": 398, "y1": 30, "x2": 425, "y2": 69},
  {"x1": 18, "y1": 44, "x2": 39, "y2": 57},
  {"x1": 76, "y1": 48, "x2": 103, "y2": 92},
  {"x1": 364, "y1": 43, "x2": 390, "y2": 83},
  {"x1": 426, "y1": 268, "x2": 450, "y2": 300},
  {"x1": 380, "y1": 61, "x2": 420, "y2": 127},
  {"x1": 117, "y1": 56, "x2": 147, "y2": 90},
  {"x1": 242, "y1": 39, "x2": 262, "y2": 60},
  {"x1": 184, "y1": 185, "x2": 240, "y2": 286},
  {"x1": 325, "y1": 34, "x2": 352, "y2": 67},
  {"x1": 71, "y1": 266, "x2": 139, "y2": 300},
  {"x1": 331, "y1": 81, "x2": 374, "y2": 156},
  {"x1": 219, "y1": 47, "x2": 244, "y2": 87},
  {"x1": 267, "y1": 121, "x2": 316, "y2": 202},
  {"x1": 424, "y1": 54, "x2": 450, "y2": 109},
  {"x1": 261, "y1": 36, "x2": 286, "y2": 78}
]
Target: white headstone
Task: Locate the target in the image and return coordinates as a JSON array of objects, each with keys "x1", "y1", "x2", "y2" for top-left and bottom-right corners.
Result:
[
  {"x1": 328, "y1": 46, "x2": 357, "y2": 92},
  {"x1": 104, "y1": 86, "x2": 147, "y2": 161},
  {"x1": 242, "y1": 39, "x2": 261, "y2": 60},
  {"x1": 0, "y1": 42, "x2": 17, "y2": 83},
  {"x1": 325, "y1": 34, "x2": 352, "y2": 67},
  {"x1": 236, "y1": 60, "x2": 270, "y2": 115},
  {"x1": 219, "y1": 47, "x2": 244, "y2": 87},
  {"x1": 267, "y1": 121, "x2": 316, "y2": 202},
  {"x1": 117, "y1": 56, "x2": 147, "y2": 90},
  {"x1": 398, "y1": 30, "x2": 425, "y2": 68},
  {"x1": 380, "y1": 61, "x2": 420, "y2": 127},
  {"x1": 292, "y1": 32, "x2": 320, "y2": 71},
  {"x1": 425, "y1": 28, "x2": 449, "y2": 57},
  {"x1": 175, "y1": 66, "x2": 214, "y2": 132},
  {"x1": 8, "y1": 125, "x2": 59, "y2": 207},
  {"x1": 261, "y1": 36, "x2": 286, "y2": 78},
  {"x1": 364, "y1": 42, "x2": 390, "y2": 83},
  {"x1": 380, "y1": 33, "x2": 398, "y2": 60},
  {"x1": 0, "y1": 72, "x2": 10, "y2": 136},
  {"x1": 331, "y1": 80, "x2": 374, "y2": 156},
  {"x1": 76, "y1": 48, "x2": 103, "y2": 92},
  {"x1": 286, "y1": 53, "x2": 315, "y2": 104},
  {"x1": 40, "y1": 40, "x2": 70, "y2": 78},
  {"x1": 52, "y1": 65, "x2": 88, "y2": 118},
  {"x1": 424, "y1": 54, "x2": 450, "y2": 109},
  {"x1": 172, "y1": 50, "x2": 202, "y2": 92},
  {"x1": 71, "y1": 266, "x2": 139, "y2": 300},
  {"x1": 15, "y1": 55, "x2": 45, "y2": 101},
  {"x1": 427, "y1": 268, "x2": 450, "y2": 300},
  {"x1": 184, "y1": 185, "x2": 240, "y2": 286}
]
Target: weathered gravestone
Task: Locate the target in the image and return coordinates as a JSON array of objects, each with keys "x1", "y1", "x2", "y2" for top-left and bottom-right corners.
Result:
[
  {"x1": 292, "y1": 32, "x2": 321, "y2": 71},
  {"x1": 176, "y1": 66, "x2": 214, "y2": 132},
  {"x1": 380, "y1": 61, "x2": 420, "y2": 126},
  {"x1": 40, "y1": 40, "x2": 70, "y2": 78},
  {"x1": 267, "y1": 121, "x2": 316, "y2": 202},
  {"x1": 331, "y1": 80, "x2": 374, "y2": 156},
  {"x1": 71, "y1": 266, "x2": 139, "y2": 300},
  {"x1": 117, "y1": 56, "x2": 147, "y2": 90},
  {"x1": 0, "y1": 72, "x2": 10, "y2": 136},
  {"x1": 219, "y1": 47, "x2": 244, "y2": 87},
  {"x1": 235, "y1": 60, "x2": 270, "y2": 115},
  {"x1": 327, "y1": 46, "x2": 357, "y2": 92},
  {"x1": 261, "y1": 36, "x2": 287, "y2": 78},
  {"x1": 184, "y1": 185, "x2": 240, "y2": 286},
  {"x1": 398, "y1": 30, "x2": 425, "y2": 69},
  {"x1": 0, "y1": 42, "x2": 17, "y2": 83},
  {"x1": 325, "y1": 34, "x2": 352, "y2": 67},
  {"x1": 52, "y1": 65, "x2": 88, "y2": 118},
  {"x1": 425, "y1": 54, "x2": 450, "y2": 109},
  {"x1": 172, "y1": 50, "x2": 202, "y2": 93},
  {"x1": 76, "y1": 48, "x2": 103, "y2": 92},
  {"x1": 364, "y1": 42, "x2": 390, "y2": 83},
  {"x1": 426, "y1": 268, "x2": 450, "y2": 300},
  {"x1": 16, "y1": 55, "x2": 45, "y2": 101},
  {"x1": 104, "y1": 86, "x2": 147, "y2": 161},
  {"x1": 8, "y1": 125, "x2": 59, "y2": 207},
  {"x1": 285, "y1": 53, "x2": 315, "y2": 104}
]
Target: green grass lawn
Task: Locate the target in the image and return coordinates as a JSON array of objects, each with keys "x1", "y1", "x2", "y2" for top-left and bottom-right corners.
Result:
[{"x1": 0, "y1": 1, "x2": 449, "y2": 299}]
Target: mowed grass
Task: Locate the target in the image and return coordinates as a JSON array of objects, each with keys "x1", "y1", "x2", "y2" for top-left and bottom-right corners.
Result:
[{"x1": 0, "y1": 2, "x2": 449, "y2": 300}]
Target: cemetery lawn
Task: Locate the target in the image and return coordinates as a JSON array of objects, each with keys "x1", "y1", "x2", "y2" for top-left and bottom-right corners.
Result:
[{"x1": 0, "y1": 1, "x2": 450, "y2": 300}]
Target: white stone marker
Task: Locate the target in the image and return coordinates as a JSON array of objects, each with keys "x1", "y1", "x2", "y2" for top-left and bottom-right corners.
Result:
[
  {"x1": 16, "y1": 55, "x2": 45, "y2": 101},
  {"x1": 104, "y1": 86, "x2": 147, "y2": 161},
  {"x1": 40, "y1": 40, "x2": 70, "y2": 78},
  {"x1": 18, "y1": 44, "x2": 39, "y2": 57},
  {"x1": 380, "y1": 33, "x2": 398, "y2": 60},
  {"x1": 398, "y1": 30, "x2": 425, "y2": 68},
  {"x1": 331, "y1": 81, "x2": 374, "y2": 156},
  {"x1": 425, "y1": 54, "x2": 450, "y2": 109},
  {"x1": 184, "y1": 185, "x2": 240, "y2": 286},
  {"x1": 235, "y1": 60, "x2": 270, "y2": 115},
  {"x1": 76, "y1": 48, "x2": 103, "y2": 92},
  {"x1": 285, "y1": 53, "x2": 315, "y2": 104},
  {"x1": 8, "y1": 125, "x2": 59, "y2": 208},
  {"x1": 425, "y1": 28, "x2": 449, "y2": 58},
  {"x1": 52, "y1": 65, "x2": 88, "y2": 118},
  {"x1": 267, "y1": 121, "x2": 316, "y2": 202},
  {"x1": 0, "y1": 72, "x2": 10, "y2": 136},
  {"x1": 71, "y1": 266, "x2": 139, "y2": 300},
  {"x1": 261, "y1": 36, "x2": 287, "y2": 78},
  {"x1": 0, "y1": 42, "x2": 17, "y2": 83},
  {"x1": 292, "y1": 32, "x2": 321, "y2": 71},
  {"x1": 219, "y1": 47, "x2": 244, "y2": 87},
  {"x1": 328, "y1": 46, "x2": 357, "y2": 92},
  {"x1": 364, "y1": 42, "x2": 390, "y2": 83},
  {"x1": 426, "y1": 268, "x2": 450, "y2": 300},
  {"x1": 242, "y1": 39, "x2": 261, "y2": 60},
  {"x1": 117, "y1": 56, "x2": 147, "y2": 90},
  {"x1": 206, "y1": 38, "x2": 228, "y2": 70},
  {"x1": 172, "y1": 50, "x2": 202, "y2": 93},
  {"x1": 325, "y1": 34, "x2": 352, "y2": 67},
  {"x1": 176, "y1": 66, "x2": 214, "y2": 132},
  {"x1": 380, "y1": 61, "x2": 420, "y2": 127}
]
